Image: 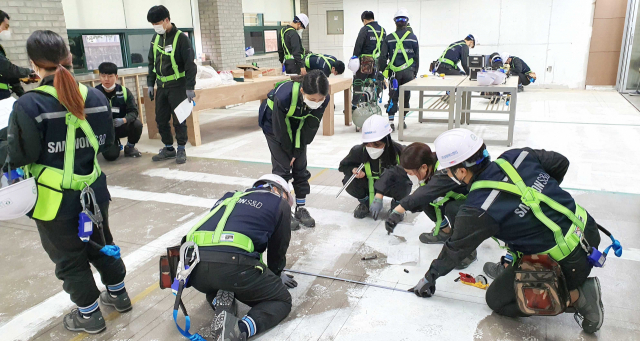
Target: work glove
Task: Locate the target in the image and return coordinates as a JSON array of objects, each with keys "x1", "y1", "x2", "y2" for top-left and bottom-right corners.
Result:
[
  {"x1": 409, "y1": 276, "x2": 435, "y2": 298},
  {"x1": 281, "y1": 273, "x2": 298, "y2": 289},
  {"x1": 148, "y1": 87, "x2": 154, "y2": 101},
  {"x1": 370, "y1": 197, "x2": 383, "y2": 220},
  {"x1": 113, "y1": 118, "x2": 125, "y2": 128},
  {"x1": 385, "y1": 210, "x2": 404, "y2": 234},
  {"x1": 186, "y1": 90, "x2": 196, "y2": 103}
]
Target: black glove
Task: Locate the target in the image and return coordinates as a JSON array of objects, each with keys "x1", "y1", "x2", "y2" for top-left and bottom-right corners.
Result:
[
  {"x1": 186, "y1": 90, "x2": 196, "y2": 103},
  {"x1": 148, "y1": 87, "x2": 154, "y2": 101},
  {"x1": 281, "y1": 273, "x2": 298, "y2": 289},
  {"x1": 385, "y1": 210, "x2": 404, "y2": 234},
  {"x1": 409, "y1": 276, "x2": 435, "y2": 297}
]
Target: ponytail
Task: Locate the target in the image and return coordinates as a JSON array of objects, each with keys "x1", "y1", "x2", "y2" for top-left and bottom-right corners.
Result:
[{"x1": 27, "y1": 30, "x2": 85, "y2": 120}]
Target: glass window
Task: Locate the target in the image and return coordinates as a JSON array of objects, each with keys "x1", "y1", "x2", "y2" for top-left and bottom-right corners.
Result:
[
  {"x1": 82, "y1": 35, "x2": 124, "y2": 70},
  {"x1": 245, "y1": 31, "x2": 265, "y2": 54},
  {"x1": 69, "y1": 34, "x2": 86, "y2": 71},
  {"x1": 128, "y1": 33, "x2": 154, "y2": 65},
  {"x1": 264, "y1": 30, "x2": 277, "y2": 53}
]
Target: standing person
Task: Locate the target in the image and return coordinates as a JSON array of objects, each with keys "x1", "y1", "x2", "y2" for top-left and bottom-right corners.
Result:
[
  {"x1": 185, "y1": 174, "x2": 296, "y2": 341},
  {"x1": 304, "y1": 53, "x2": 344, "y2": 77},
  {"x1": 258, "y1": 70, "x2": 329, "y2": 229},
  {"x1": 278, "y1": 14, "x2": 310, "y2": 75},
  {"x1": 352, "y1": 10, "x2": 386, "y2": 109},
  {"x1": 95, "y1": 62, "x2": 142, "y2": 161},
  {"x1": 0, "y1": 30, "x2": 129, "y2": 334},
  {"x1": 410, "y1": 128, "x2": 606, "y2": 334},
  {"x1": 503, "y1": 53, "x2": 536, "y2": 92},
  {"x1": 0, "y1": 10, "x2": 36, "y2": 100},
  {"x1": 146, "y1": 5, "x2": 196, "y2": 164},
  {"x1": 338, "y1": 115, "x2": 411, "y2": 220},
  {"x1": 379, "y1": 8, "x2": 419, "y2": 132},
  {"x1": 436, "y1": 35, "x2": 475, "y2": 75}
]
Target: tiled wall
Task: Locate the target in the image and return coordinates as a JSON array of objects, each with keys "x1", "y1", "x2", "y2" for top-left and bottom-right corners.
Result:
[{"x1": 307, "y1": 0, "x2": 344, "y2": 63}]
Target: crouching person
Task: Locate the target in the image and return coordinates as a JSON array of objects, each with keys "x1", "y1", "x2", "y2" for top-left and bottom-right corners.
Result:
[{"x1": 185, "y1": 174, "x2": 297, "y2": 341}]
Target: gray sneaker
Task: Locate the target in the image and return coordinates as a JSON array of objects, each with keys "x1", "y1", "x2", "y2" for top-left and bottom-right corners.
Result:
[
  {"x1": 124, "y1": 145, "x2": 141, "y2": 158},
  {"x1": 483, "y1": 261, "x2": 506, "y2": 280},
  {"x1": 152, "y1": 147, "x2": 176, "y2": 161},
  {"x1": 211, "y1": 311, "x2": 247, "y2": 341},
  {"x1": 295, "y1": 207, "x2": 315, "y2": 227},
  {"x1": 419, "y1": 228, "x2": 452, "y2": 244},
  {"x1": 176, "y1": 148, "x2": 187, "y2": 164},
  {"x1": 455, "y1": 249, "x2": 478, "y2": 270},
  {"x1": 100, "y1": 291, "x2": 132, "y2": 313},
  {"x1": 574, "y1": 277, "x2": 604, "y2": 334},
  {"x1": 63, "y1": 309, "x2": 106, "y2": 334}
]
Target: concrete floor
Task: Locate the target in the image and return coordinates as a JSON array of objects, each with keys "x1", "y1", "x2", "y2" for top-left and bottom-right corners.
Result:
[{"x1": 2, "y1": 86, "x2": 640, "y2": 341}]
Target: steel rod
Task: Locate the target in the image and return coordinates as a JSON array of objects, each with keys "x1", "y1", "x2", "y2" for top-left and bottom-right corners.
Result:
[
  {"x1": 336, "y1": 163, "x2": 364, "y2": 198},
  {"x1": 284, "y1": 268, "x2": 412, "y2": 294}
]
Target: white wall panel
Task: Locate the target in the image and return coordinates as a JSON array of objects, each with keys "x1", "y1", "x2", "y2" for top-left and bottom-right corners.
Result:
[
  {"x1": 62, "y1": 0, "x2": 126, "y2": 30},
  {"x1": 458, "y1": 0, "x2": 501, "y2": 46},
  {"x1": 420, "y1": 0, "x2": 460, "y2": 46},
  {"x1": 499, "y1": 0, "x2": 553, "y2": 45}
]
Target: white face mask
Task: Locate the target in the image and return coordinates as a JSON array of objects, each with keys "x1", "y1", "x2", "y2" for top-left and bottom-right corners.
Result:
[
  {"x1": 0, "y1": 30, "x2": 11, "y2": 41},
  {"x1": 104, "y1": 83, "x2": 116, "y2": 91},
  {"x1": 366, "y1": 146, "x2": 384, "y2": 159},
  {"x1": 153, "y1": 25, "x2": 166, "y2": 35},
  {"x1": 297, "y1": 29, "x2": 304, "y2": 36},
  {"x1": 304, "y1": 97, "x2": 322, "y2": 110}
]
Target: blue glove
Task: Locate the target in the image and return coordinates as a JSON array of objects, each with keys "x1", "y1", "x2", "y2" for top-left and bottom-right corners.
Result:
[
  {"x1": 186, "y1": 90, "x2": 196, "y2": 103},
  {"x1": 409, "y1": 276, "x2": 435, "y2": 297},
  {"x1": 370, "y1": 197, "x2": 383, "y2": 220},
  {"x1": 385, "y1": 210, "x2": 404, "y2": 234},
  {"x1": 113, "y1": 118, "x2": 125, "y2": 128},
  {"x1": 100, "y1": 245, "x2": 121, "y2": 259}
]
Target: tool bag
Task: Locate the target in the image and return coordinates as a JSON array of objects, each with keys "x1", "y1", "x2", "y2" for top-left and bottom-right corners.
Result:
[
  {"x1": 159, "y1": 245, "x2": 181, "y2": 289},
  {"x1": 514, "y1": 254, "x2": 570, "y2": 316},
  {"x1": 360, "y1": 56, "x2": 375, "y2": 75}
]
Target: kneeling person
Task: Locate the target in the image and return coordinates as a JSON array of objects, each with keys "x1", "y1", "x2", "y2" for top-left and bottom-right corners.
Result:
[
  {"x1": 186, "y1": 174, "x2": 296, "y2": 341},
  {"x1": 96, "y1": 62, "x2": 142, "y2": 160},
  {"x1": 338, "y1": 115, "x2": 412, "y2": 220}
]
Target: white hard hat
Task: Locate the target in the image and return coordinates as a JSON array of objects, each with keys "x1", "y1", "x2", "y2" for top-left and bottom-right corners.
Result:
[
  {"x1": 254, "y1": 174, "x2": 293, "y2": 206},
  {"x1": 500, "y1": 52, "x2": 510, "y2": 63},
  {"x1": 362, "y1": 115, "x2": 392, "y2": 143},
  {"x1": 0, "y1": 177, "x2": 37, "y2": 221},
  {"x1": 434, "y1": 128, "x2": 484, "y2": 170},
  {"x1": 394, "y1": 8, "x2": 409, "y2": 20},
  {"x1": 296, "y1": 13, "x2": 309, "y2": 28},
  {"x1": 348, "y1": 56, "x2": 360, "y2": 73}
]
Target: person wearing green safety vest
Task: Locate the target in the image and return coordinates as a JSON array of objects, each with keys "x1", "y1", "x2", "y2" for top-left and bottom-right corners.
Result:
[
  {"x1": 0, "y1": 30, "x2": 128, "y2": 334},
  {"x1": 338, "y1": 115, "x2": 411, "y2": 221},
  {"x1": 185, "y1": 174, "x2": 296, "y2": 341},
  {"x1": 304, "y1": 53, "x2": 345, "y2": 77},
  {"x1": 258, "y1": 70, "x2": 329, "y2": 230},
  {"x1": 435, "y1": 34, "x2": 475, "y2": 75},
  {"x1": 379, "y1": 8, "x2": 419, "y2": 132},
  {"x1": 146, "y1": 5, "x2": 197, "y2": 164},
  {"x1": 411, "y1": 128, "x2": 606, "y2": 335},
  {"x1": 278, "y1": 14, "x2": 310, "y2": 75},
  {"x1": 0, "y1": 10, "x2": 37, "y2": 100},
  {"x1": 351, "y1": 11, "x2": 386, "y2": 109},
  {"x1": 95, "y1": 62, "x2": 143, "y2": 161}
]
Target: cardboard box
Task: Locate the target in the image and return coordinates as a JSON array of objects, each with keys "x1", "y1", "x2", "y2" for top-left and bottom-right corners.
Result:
[
  {"x1": 237, "y1": 64, "x2": 259, "y2": 71},
  {"x1": 244, "y1": 70, "x2": 263, "y2": 79},
  {"x1": 231, "y1": 69, "x2": 245, "y2": 78},
  {"x1": 259, "y1": 68, "x2": 278, "y2": 76}
]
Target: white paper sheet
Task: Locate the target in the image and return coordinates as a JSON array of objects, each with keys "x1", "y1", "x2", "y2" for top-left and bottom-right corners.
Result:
[
  {"x1": 0, "y1": 97, "x2": 16, "y2": 129},
  {"x1": 387, "y1": 244, "x2": 419, "y2": 265},
  {"x1": 174, "y1": 98, "x2": 194, "y2": 124}
]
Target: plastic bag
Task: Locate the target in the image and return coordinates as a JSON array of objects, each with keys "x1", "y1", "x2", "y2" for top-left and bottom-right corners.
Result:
[{"x1": 195, "y1": 65, "x2": 222, "y2": 89}]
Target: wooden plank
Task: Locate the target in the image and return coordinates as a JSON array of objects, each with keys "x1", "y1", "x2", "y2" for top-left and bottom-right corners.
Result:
[
  {"x1": 343, "y1": 86, "x2": 351, "y2": 126},
  {"x1": 192, "y1": 76, "x2": 288, "y2": 109},
  {"x1": 323, "y1": 94, "x2": 335, "y2": 136},
  {"x1": 135, "y1": 75, "x2": 144, "y2": 125},
  {"x1": 186, "y1": 111, "x2": 201, "y2": 146},
  {"x1": 143, "y1": 86, "x2": 159, "y2": 140}
]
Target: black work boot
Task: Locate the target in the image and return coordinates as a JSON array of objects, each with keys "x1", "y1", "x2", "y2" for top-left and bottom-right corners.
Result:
[
  {"x1": 574, "y1": 277, "x2": 604, "y2": 334},
  {"x1": 100, "y1": 291, "x2": 132, "y2": 313},
  {"x1": 455, "y1": 249, "x2": 478, "y2": 270},
  {"x1": 483, "y1": 261, "x2": 506, "y2": 280},
  {"x1": 210, "y1": 290, "x2": 237, "y2": 316},
  {"x1": 518, "y1": 84, "x2": 524, "y2": 92},
  {"x1": 123, "y1": 145, "x2": 141, "y2": 158},
  {"x1": 176, "y1": 148, "x2": 187, "y2": 164},
  {"x1": 152, "y1": 147, "x2": 176, "y2": 161},
  {"x1": 211, "y1": 311, "x2": 247, "y2": 341},
  {"x1": 290, "y1": 212, "x2": 301, "y2": 231},
  {"x1": 295, "y1": 206, "x2": 315, "y2": 227},
  {"x1": 63, "y1": 309, "x2": 106, "y2": 334},
  {"x1": 354, "y1": 202, "x2": 369, "y2": 219}
]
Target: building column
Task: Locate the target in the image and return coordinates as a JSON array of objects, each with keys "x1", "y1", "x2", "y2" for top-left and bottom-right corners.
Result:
[
  {"x1": 198, "y1": 0, "x2": 246, "y2": 71},
  {"x1": 299, "y1": 0, "x2": 309, "y2": 52}
]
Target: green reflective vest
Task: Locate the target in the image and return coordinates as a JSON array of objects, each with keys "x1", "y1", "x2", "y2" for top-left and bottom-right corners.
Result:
[
  {"x1": 438, "y1": 42, "x2": 465, "y2": 68},
  {"x1": 388, "y1": 31, "x2": 414, "y2": 73},
  {"x1": 266, "y1": 81, "x2": 320, "y2": 149},
  {"x1": 152, "y1": 30, "x2": 185, "y2": 83},
  {"x1": 363, "y1": 151, "x2": 400, "y2": 206},
  {"x1": 419, "y1": 161, "x2": 466, "y2": 235},
  {"x1": 305, "y1": 53, "x2": 335, "y2": 70},
  {"x1": 470, "y1": 159, "x2": 587, "y2": 262},
  {"x1": 0, "y1": 82, "x2": 9, "y2": 90},
  {"x1": 281, "y1": 27, "x2": 306, "y2": 60},
  {"x1": 26, "y1": 83, "x2": 102, "y2": 221},
  {"x1": 361, "y1": 25, "x2": 385, "y2": 60}
]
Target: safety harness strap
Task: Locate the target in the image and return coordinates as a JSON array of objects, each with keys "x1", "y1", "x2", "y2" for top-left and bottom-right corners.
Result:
[
  {"x1": 0, "y1": 83, "x2": 9, "y2": 90},
  {"x1": 363, "y1": 153, "x2": 400, "y2": 206},
  {"x1": 470, "y1": 158, "x2": 587, "y2": 261},
  {"x1": 266, "y1": 81, "x2": 317, "y2": 149},
  {"x1": 360, "y1": 25, "x2": 385, "y2": 59},
  {"x1": 438, "y1": 42, "x2": 465, "y2": 68},
  {"x1": 281, "y1": 27, "x2": 296, "y2": 60},
  {"x1": 430, "y1": 191, "x2": 467, "y2": 235},
  {"x1": 305, "y1": 53, "x2": 335, "y2": 69},
  {"x1": 153, "y1": 30, "x2": 186, "y2": 82},
  {"x1": 389, "y1": 31, "x2": 414, "y2": 73}
]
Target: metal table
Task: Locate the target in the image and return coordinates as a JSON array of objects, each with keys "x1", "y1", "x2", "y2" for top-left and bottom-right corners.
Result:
[
  {"x1": 455, "y1": 76, "x2": 519, "y2": 146},
  {"x1": 398, "y1": 75, "x2": 467, "y2": 142}
]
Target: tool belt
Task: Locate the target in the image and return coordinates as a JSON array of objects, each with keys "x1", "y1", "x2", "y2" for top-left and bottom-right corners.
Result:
[
  {"x1": 360, "y1": 56, "x2": 375, "y2": 75},
  {"x1": 159, "y1": 245, "x2": 181, "y2": 290},
  {"x1": 514, "y1": 254, "x2": 570, "y2": 316}
]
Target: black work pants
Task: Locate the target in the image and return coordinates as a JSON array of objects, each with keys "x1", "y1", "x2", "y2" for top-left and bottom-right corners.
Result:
[
  {"x1": 485, "y1": 220, "x2": 602, "y2": 317},
  {"x1": 386, "y1": 68, "x2": 415, "y2": 118},
  {"x1": 352, "y1": 70, "x2": 373, "y2": 107},
  {"x1": 514, "y1": 72, "x2": 531, "y2": 86},
  {"x1": 265, "y1": 133, "x2": 311, "y2": 198},
  {"x1": 115, "y1": 118, "x2": 143, "y2": 145},
  {"x1": 155, "y1": 86, "x2": 188, "y2": 146},
  {"x1": 190, "y1": 260, "x2": 292, "y2": 335},
  {"x1": 35, "y1": 202, "x2": 126, "y2": 307},
  {"x1": 342, "y1": 174, "x2": 411, "y2": 203},
  {"x1": 436, "y1": 64, "x2": 462, "y2": 76},
  {"x1": 284, "y1": 60, "x2": 301, "y2": 75}
]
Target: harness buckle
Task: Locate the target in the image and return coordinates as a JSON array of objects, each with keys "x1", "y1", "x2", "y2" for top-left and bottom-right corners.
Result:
[
  {"x1": 520, "y1": 187, "x2": 540, "y2": 207},
  {"x1": 171, "y1": 242, "x2": 200, "y2": 295}
]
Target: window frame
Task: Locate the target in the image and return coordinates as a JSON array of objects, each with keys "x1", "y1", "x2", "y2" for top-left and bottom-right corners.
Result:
[{"x1": 244, "y1": 25, "x2": 282, "y2": 56}]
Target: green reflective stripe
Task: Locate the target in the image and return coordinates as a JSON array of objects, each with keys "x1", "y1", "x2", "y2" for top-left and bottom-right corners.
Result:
[
  {"x1": 305, "y1": 53, "x2": 335, "y2": 69},
  {"x1": 152, "y1": 30, "x2": 185, "y2": 82},
  {"x1": 186, "y1": 191, "x2": 256, "y2": 253},
  {"x1": 267, "y1": 99, "x2": 274, "y2": 110},
  {"x1": 0, "y1": 83, "x2": 9, "y2": 90},
  {"x1": 281, "y1": 27, "x2": 296, "y2": 60},
  {"x1": 363, "y1": 153, "x2": 400, "y2": 205},
  {"x1": 389, "y1": 31, "x2": 414, "y2": 72},
  {"x1": 438, "y1": 42, "x2": 465, "y2": 68},
  {"x1": 123, "y1": 88, "x2": 127, "y2": 102},
  {"x1": 270, "y1": 81, "x2": 314, "y2": 149},
  {"x1": 430, "y1": 191, "x2": 467, "y2": 235},
  {"x1": 363, "y1": 25, "x2": 384, "y2": 59},
  {"x1": 470, "y1": 158, "x2": 587, "y2": 261}
]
